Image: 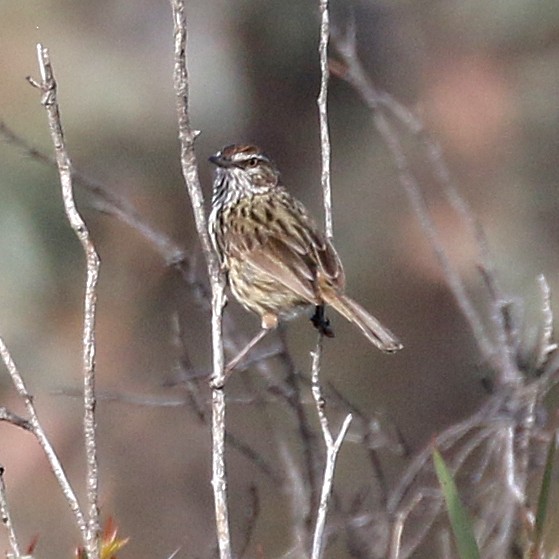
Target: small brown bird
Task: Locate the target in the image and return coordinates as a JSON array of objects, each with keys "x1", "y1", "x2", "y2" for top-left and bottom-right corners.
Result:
[{"x1": 208, "y1": 144, "x2": 402, "y2": 362}]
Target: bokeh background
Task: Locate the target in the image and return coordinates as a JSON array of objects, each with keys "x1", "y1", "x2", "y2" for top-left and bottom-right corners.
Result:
[{"x1": 1, "y1": 0, "x2": 559, "y2": 557}]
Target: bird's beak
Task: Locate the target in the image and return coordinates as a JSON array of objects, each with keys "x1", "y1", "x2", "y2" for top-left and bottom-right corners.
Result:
[{"x1": 209, "y1": 153, "x2": 231, "y2": 167}]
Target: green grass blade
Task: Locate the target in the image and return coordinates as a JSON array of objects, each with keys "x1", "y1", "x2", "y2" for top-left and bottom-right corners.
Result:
[
  {"x1": 433, "y1": 447, "x2": 481, "y2": 559},
  {"x1": 534, "y1": 431, "x2": 557, "y2": 546}
]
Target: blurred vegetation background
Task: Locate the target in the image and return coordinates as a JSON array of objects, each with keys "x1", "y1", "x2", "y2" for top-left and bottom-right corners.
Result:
[{"x1": 1, "y1": 0, "x2": 559, "y2": 557}]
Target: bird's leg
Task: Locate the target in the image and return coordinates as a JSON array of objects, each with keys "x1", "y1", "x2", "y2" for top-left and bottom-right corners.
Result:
[
  {"x1": 310, "y1": 305, "x2": 335, "y2": 338},
  {"x1": 225, "y1": 328, "x2": 270, "y2": 375},
  {"x1": 224, "y1": 313, "x2": 277, "y2": 379}
]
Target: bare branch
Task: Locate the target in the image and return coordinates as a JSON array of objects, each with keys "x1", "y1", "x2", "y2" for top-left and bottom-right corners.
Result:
[
  {"x1": 310, "y1": 339, "x2": 353, "y2": 559},
  {"x1": 331, "y1": 29, "x2": 534, "y2": 390},
  {"x1": 0, "y1": 466, "x2": 21, "y2": 558},
  {"x1": 169, "y1": 1, "x2": 230, "y2": 557},
  {"x1": 237, "y1": 484, "x2": 260, "y2": 558},
  {"x1": 325, "y1": 380, "x2": 403, "y2": 504},
  {"x1": 329, "y1": 19, "x2": 559, "y2": 559},
  {"x1": 276, "y1": 340, "x2": 320, "y2": 524},
  {"x1": 387, "y1": 492, "x2": 423, "y2": 559},
  {"x1": 0, "y1": 407, "x2": 33, "y2": 431},
  {"x1": 534, "y1": 274, "x2": 557, "y2": 372},
  {"x1": 388, "y1": 397, "x2": 499, "y2": 514},
  {"x1": 29, "y1": 43, "x2": 100, "y2": 559},
  {"x1": 280, "y1": 439, "x2": 312, "y2": 557},
  {"x1": 318, "y1": 0, "x2": 333, "y2": 240},
  {"x1": 0, "y1": 121, "x2": 187, "y2": 267},
  {"x1": 503, "y1": 424, "x2": 525, "y2": 504},
  {"x1": 309, "y1": 4, "x2": 347, "y2": 555},
  {"x1": 0, "y1": 337, "x2": 88, "y2": 542},
  {"x1": 331, "y1": 32, "x2": 496, "y2": 368}
]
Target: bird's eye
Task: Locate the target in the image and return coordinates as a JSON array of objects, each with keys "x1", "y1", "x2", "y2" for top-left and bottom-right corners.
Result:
[{"x1": 247, "y1": 157, "x2": 259, "y2": 168}]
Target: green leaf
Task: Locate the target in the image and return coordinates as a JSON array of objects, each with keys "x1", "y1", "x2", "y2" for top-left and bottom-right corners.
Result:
[
  {"x1": 433, "y1": 447, "x2": 481, "y2": 559},
  {"x1": 534, "y1": 431, "x2": 557, "y2": 547}
]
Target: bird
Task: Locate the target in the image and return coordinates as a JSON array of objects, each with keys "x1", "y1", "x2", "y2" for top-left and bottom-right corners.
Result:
[{"x1": 208, "y1": 144, "x2": 402, "y2": 369}]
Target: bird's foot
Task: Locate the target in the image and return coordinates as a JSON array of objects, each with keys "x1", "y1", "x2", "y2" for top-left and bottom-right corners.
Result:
[{"x1": 310, "y1": 305, "x2": 335, "y2": 338}]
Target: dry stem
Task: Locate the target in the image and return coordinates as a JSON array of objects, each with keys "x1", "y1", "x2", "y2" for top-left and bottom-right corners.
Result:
[
  {"x1": 28, "y1": 43, "x2": 100, "y2": 559},
  {"x1": 329, "y1": 23, "x2": 559, "y2": 558},
  {"x1": 318, "y1": 0, "x2": 333, "y2": 241},
  {"x1": 309, "y1": 3, "x2": 355, "y2": 557},
  {"x1": 310, "y1": 340, "x2": 353, "y2": 559},
  {"x1": 0, "y1": 337, "x2": 88, "y2": 543},
  {"x1": 0, "y1": 466, "x2": 21, "y2": 558},
  {"x1": 169, "y1": 1, "x2": 230, "y2": 557}
]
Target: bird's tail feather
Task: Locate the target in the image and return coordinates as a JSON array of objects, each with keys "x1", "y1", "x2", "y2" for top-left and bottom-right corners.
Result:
[{"x1": 326, "y1": 293, "x2": 403, "y2": 353}]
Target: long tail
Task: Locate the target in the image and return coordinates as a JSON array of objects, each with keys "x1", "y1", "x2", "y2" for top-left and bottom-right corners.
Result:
[{"x1": 325, "y1": 293, "x2": 403, "y2": 353}]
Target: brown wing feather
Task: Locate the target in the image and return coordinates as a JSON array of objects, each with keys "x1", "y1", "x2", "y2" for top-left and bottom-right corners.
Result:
[
  {"x1": 223, "y1": 189, "x2": 344, "y2": 303},
  {"x1": 246, "y1": 239, "x2": 318, "y2": 302}
]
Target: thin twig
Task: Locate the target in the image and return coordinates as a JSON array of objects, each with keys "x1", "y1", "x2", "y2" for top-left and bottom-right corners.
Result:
[
  {"x1": 333, "y1": 29, "x2": 531, "y2": 390},
  {"x1": 280, "y1": 439, "x2": 313, "y2": 557},
  {"x1": 0, "y1": 120, "x2": 292, "y2": 386},
  {"x1": 310, "y1": 6, "x2": 354, "y2": 556},
  {"x1": 398, "y1": 495, "x2": 443, "y2": 559},
  {"x1": 330, "y1": 20, "x2": 558, "y2": 559},
  {"x1": 388, "y1": 397, "x2": 501, "y2": 513},
  {"x1": 225, "y1": 432, "x2": 281, "y2": 484},
  {"x1": 417, "y1": 117, "x2": 522, "y2": 388},
  {"x1": 318, "y1": 0, "x2": 333, "y2": 240},
  {"x1": 237, "y1": 484, "x2": 260, "y2": 558},
  {"x1": 169, "y1": 2, "x2": 230, "y2": 558},
  {"x1": 0, "y1": 337, "x2": 88, "y2": 542},
  {"x1": 0, "y1": 466, "x2": 21, "y2": 558},
  {"x1": 388, "y1": 492, "x2": 423, "y2": 559},
  {"x1": 0, "y1": 407, "x2": 33, "y2": 431},
  {"x1": 0, "y1": 121, "x2": 294, "y2": 377},
  {"x1": 310, "y1": 339, "x2": 353, "y2": 559},
  {"x1": 326, "y1": 381, "x2": 394, "y2": 504},
  {"x1": 169, "y1": 5, "x2": 214, "y2": 267},
  {"x1": 503, "y1": 424, "x2": 526, "y2": 504},
  {"x1": 28, "y1": 43, "x2": 100, "y2": 559},
  {"x1": 534, "y1": 275, "x2": 557, "y2": 372},
  {"x1": 0, "y1": 121, "x2": 187, "y2": 267},
  {"x1": 331, "y1": 30, "x2": 496, "y2": 367},
  {"x1": 55, "y1": 386, "x2": 282, "y2": 483},
  {"x1": 277, "y1": 339, "x2": 319, "y2": 529},
  {"x1": 313, "y1": 0, "x2": 335, "y2": 551}
]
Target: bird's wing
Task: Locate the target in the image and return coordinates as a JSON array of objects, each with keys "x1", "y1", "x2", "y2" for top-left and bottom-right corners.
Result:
[
  {"x1": 247, "y1": 238, "x2": 318, "y2": 302},
  {"x1": 224, "y1": 191, "x2": 345, "y2": 301}
]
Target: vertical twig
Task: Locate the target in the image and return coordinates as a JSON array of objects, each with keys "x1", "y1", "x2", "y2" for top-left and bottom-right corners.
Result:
[
  {"x1": 388, "y1": 493, "x2": 424, "y2": 559},
  {"x1": 28, "y1": 44, "x2": 100, "y2": 559},
  {"x1": 169, "y1": 1, "x2": 230, "y2": 557},
  {"x1": 0, "y1": 466, "x2": 21, "y2": 558},
  {"x1": 318, "y1": 0, "x2": 333, "y2": 240},
  {"x1": 312, "y1": 2, "x2": 353, "y2": 556},
  {"x1": 534, "y1": 275, "x2": 557, "y2": 372},
  {"x1": 0, "y1": 337, "x2": 88, "y2": 543},
  {"x1": 310, "y1": 340, "x2": 353, "y2": 559}
]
